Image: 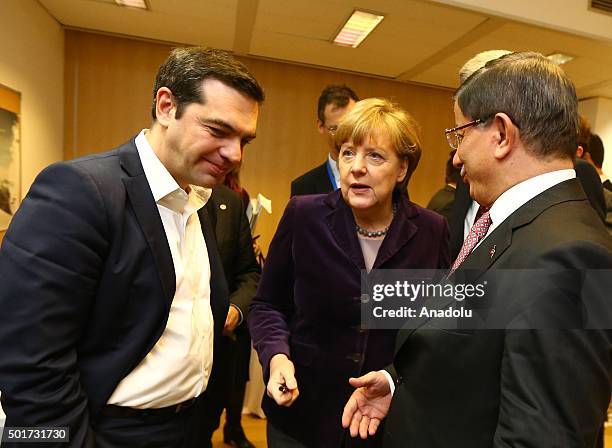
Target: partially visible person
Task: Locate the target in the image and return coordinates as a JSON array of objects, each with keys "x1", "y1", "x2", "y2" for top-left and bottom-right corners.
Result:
[
  {"x1": 583, "y1": 133, "x2": 612, "y2": 234},
  {"x1": 290, "y1": 85, "x2": 359, "y2": 196},
  {"x1": 250, "y1": 98, "x2": 449, "y2": 447},
  {"x1": 426, "y1": 150, "x2": 461, "y2": 224},
  {"x1": 575, "y1": 116, "x2": 606, "y2": 221},
  {"x1": 583, "y1": 133, "x2": 612, "y2": 191},
  {"x1": 0, "y1": 47, "x2": 264, "y2": 447},
  {"x1": 199, "y1": 167, "x2": 261, "y2": 448},
  {"x1": 342, "y1": 51, "x2": 611, "y2": 448}
]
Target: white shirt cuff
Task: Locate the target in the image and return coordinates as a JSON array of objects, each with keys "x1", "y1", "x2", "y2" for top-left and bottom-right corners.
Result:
[{"x1": 380, "y1": 369, "x2": 395, "y2": 396}]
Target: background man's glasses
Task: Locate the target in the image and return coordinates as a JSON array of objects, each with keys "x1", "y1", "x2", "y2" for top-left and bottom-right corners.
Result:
[
  {"x1": 444, "y1": 119, "x2": 482, "y2": 150},
  {"x1": 326, "y1": 125, "x2": 338, "y2": 135}
]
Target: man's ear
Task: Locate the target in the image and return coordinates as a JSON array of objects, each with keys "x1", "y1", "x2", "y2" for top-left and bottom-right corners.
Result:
[
  {"x1": 155, "y1": 87, "x2": 175, "y2": 127},
  {"x1": 576, "y1": 145, "x2": 585, "y2": 158},
  {"x1": 492, "y1": 112, "x2": 516, "y2": 161},
  {"x1": 316, "y1": 119, "x2": 326, "y2": 135}
]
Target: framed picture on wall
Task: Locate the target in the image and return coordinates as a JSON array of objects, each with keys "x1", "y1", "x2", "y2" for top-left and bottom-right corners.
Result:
[{"x1": 0, "y1": 83, "x2": 21, "y2": 232}]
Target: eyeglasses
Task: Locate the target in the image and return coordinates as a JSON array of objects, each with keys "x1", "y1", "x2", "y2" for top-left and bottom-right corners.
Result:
[
  {"x1": 444, "y1": 119, "x2": 482, "y2": 150},
  {"x1": 325, "y1": 125, "x2": 338, "y2": 135}
]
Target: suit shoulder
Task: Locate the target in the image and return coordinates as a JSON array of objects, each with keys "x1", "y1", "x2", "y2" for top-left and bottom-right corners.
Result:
[
  {"x1": 291, "y1": 163, "x2": 327, "y2": 184},
  {"x1": 519, "y1": 199, "x2": 611, "y2": 251}
]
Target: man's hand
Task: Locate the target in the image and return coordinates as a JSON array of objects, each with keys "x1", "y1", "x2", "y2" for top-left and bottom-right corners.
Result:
[
  {"x1": 267, "y1": 353, "x2": 299, "y2": 407},
  {"x1": 342, "y1": 371, "x2": 392, "y2": 439},
  {"x1": 223, "y1": 305, "x2": 241, "y2": 335}
]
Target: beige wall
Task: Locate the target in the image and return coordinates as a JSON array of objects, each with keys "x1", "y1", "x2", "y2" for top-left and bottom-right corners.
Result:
[
  {"x1": 65, "y1": 31, "x2": 455, "y2": 251},
  {"x1": 0, "y1": 0, "x2": 64, "y2": 243}
]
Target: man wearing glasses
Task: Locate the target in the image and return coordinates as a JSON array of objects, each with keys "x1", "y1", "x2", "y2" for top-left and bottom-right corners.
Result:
[
  {"x1": 342, "y1": 52, "x2": 611, "y2": 447},
  {"x1": 290, "y1": 84, "x2": 359, "y2": 196}
]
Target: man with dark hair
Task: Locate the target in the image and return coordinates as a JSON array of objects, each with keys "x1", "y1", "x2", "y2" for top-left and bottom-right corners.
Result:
[
  {"x1": 583, "y1": 133, "x2": 612, "y2": 192},
  {"x1": 426, "y1": 150, "x2": 461, "y2": 224},
  {"x1": 583, "y1": 133, "x2": 612, "y2": 234},
  {"x1": 290, "y1": 84, "x2": 358, "y2": 196},
  {"x1": 343, "y1": 52, "x2": 611, "y2": 447},
  {"x1": 449, "y1": 52, "x2": 606, "y2": 260},
  {"x1": 0, "y1": 47, "x2": 264, "y2": 447}
]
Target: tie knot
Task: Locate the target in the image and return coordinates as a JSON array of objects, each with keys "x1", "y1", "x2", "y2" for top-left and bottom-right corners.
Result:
[{"x1": 474, "y1": 205, "x2": 490, "y2": 222}]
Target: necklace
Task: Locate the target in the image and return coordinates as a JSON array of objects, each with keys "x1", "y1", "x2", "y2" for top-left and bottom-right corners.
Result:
[{"x1": 355, "y1": 203, "x2": 397, "y2": 238}]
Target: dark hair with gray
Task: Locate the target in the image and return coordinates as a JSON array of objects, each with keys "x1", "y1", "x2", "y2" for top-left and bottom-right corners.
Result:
[
  {"x1": 151, "y1": 47, "x2": 264, "y2": 120},
  {"x1": 455, "y1": 51, "x2": 578, "y2": 160},
  {"x1": 586, "y1": 134, "x2": 605, "y2": 168},
  {"x1": 317, "y1": 85, "x2": 359, "y2": 124}
]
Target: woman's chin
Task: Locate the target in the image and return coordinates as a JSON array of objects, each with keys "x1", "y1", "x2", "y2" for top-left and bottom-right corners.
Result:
[{"x1": 347, "y1": 196, "x2": 376, "y2": 211}]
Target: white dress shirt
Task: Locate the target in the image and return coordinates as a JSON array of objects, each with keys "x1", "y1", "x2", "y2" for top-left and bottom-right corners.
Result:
[{"x1": 108, "y1": 130, "x2": 214, "y2": 409}]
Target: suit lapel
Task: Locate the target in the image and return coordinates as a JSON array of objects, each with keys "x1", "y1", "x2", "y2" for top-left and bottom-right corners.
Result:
[
  {"x1": 119, "y1": 141, "x2": 175, "y2": 309},
  {"x1": 324, "y1": 191, "x2": 365, "y2": 270},
  {"x1": 394, "y1": 179, "x2": 588, "y2": 354},
  {"x1": 198, "y1": 206, "x2": 229, "y2": 337},
  {"x1": 315, "y1": 162, "x2": 335, "y2": 192},
  {"x1": 463, "y1": 178, "x2": 586, "y2": 272},
  {"x1": 373, "y1": 195, "x2": 418, "y2": 269}
]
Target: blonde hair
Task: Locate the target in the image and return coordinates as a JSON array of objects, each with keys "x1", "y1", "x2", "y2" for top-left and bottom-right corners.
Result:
[{"x1": 334, "y1": 98, "x2": 422, "y2": 193}]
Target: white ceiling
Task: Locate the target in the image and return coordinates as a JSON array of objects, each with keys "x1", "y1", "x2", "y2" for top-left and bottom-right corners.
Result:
[{"x1": 38, "y1": 0, "x2": 612, "y2": 99}]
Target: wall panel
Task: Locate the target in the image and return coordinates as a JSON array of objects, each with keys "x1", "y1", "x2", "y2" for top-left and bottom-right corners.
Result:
[{"x1": 65, "y1": 30, "x2": 455, "y2": 251}]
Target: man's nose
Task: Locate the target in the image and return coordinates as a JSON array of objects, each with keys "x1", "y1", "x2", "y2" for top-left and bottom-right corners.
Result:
[
  {"x1": 222, "y1": 138, "x2": 243, "y2": 165},
  {"x1": 452, "y1": 150, "x2": 463, "y2": 169}
]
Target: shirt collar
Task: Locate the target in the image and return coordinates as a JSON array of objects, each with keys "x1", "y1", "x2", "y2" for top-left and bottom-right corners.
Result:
[
  {"x1": 135, "y1": 129, "x2": 212, "y2": 215},
  {"x1": 488, "y1": 168, "x2": 576, "y2": 230},
  {"x1": 327, "y1": 153, "x2": 340, "y2": 189}
]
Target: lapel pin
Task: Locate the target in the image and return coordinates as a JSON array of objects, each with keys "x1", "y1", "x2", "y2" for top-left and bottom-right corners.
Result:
[
  {"x1": 219, "y1": 204, "x2": 227, "y2": 210},
  {"x1": 489, "y1": 245, "x2": 496, "y2": 259}
]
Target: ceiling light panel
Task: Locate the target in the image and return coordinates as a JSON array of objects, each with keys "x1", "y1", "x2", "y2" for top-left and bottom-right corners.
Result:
[
  {"x1": 333, "y1": 10, "x2": 384, "y2": 48},
  {"x1": 115, "y1": 0, "x2": 148, "y2": 10}
]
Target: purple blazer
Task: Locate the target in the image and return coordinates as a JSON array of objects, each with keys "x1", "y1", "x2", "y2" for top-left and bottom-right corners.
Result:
[{"x1": 249, "y1": 190, "x2": 449, "y2": 447}]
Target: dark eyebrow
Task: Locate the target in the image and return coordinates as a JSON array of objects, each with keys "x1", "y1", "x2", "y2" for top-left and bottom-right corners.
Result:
[{"x1": 202, "y1": 118, "x2": 256, "y2": 139}]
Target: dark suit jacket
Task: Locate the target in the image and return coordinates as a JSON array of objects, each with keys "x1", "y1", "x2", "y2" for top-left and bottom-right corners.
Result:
[
  {"x1": 249, "y1": 190, "x2": 449, "y2": 447},
  {"x1": 426, "y1": 184, "x2": 456, "y2": 225},
  {"x1": 290, "y1": 161, "x2": 334, "y2": 197},
  {"x1": 449, "y1": 159, "x2": 607, "y2": 261},
  {"x1": 206, "y1": 185, "x2": 260, "y2": 319},
  {"x1": 385, "y1": 179, "x2": 612, "y2": 448},
  {"x1": 204, "y1": 185, "x2": 260, "y2": 388},
  {"x1": 0, "y1": 138, "x2": 229, "y2": 447}
]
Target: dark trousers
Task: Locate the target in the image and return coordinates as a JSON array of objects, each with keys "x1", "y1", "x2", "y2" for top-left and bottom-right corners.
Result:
[
  {"x1": 92, "y1": 402, "x2": 202, "y2": 448},
  {"x1": 201, "y1": 329, "x2": 252, "y2": 438}
]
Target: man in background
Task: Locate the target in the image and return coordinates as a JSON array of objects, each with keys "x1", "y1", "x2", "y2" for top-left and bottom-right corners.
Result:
[
  {"x1": 290, "y1": 84, "x2": 358, "y2": 196},
  {"x1": 0, "y1": 47, "x2": 264, "y2": 447},
  {"x1": 582, "y1": 133, "x2": 612, "y2": 191},
  {"x1": 200, "y1": 184, "x2": 260, "y2": 448},
  {"x1": 426, "y1": 150, "x2": 461, "y2": 225},
  {"x1": 582, "y1": 133, "x2": 612, "y2": 233}
]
